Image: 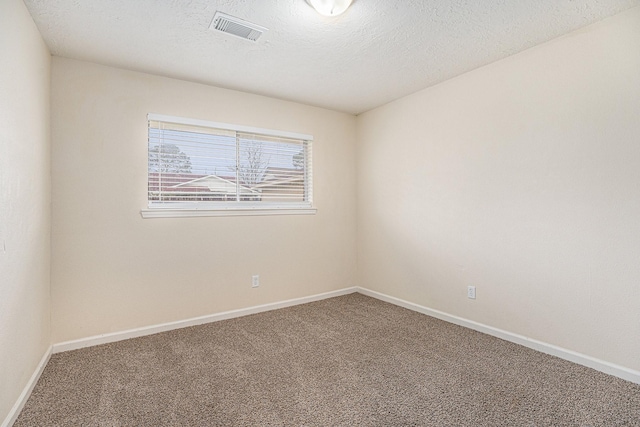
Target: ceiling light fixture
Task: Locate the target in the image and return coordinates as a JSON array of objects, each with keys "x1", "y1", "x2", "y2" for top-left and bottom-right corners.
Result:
[{"x1": 307, "y1": 0, "x2": 353, "y2": 17}]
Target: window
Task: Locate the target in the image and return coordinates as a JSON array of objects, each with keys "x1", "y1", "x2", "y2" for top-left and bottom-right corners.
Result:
[{"x1": 141, "y1": 114, "x2": 315, "y2": 218}]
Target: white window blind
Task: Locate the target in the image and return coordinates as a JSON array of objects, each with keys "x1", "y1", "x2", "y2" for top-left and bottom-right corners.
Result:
[{"x1": 147, "y1": 114, "x2": 313, "y2": 213}]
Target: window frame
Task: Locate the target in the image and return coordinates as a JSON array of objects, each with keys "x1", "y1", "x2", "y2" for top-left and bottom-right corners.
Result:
[{"x1": 141, "y1": 113, "x2": 316, "y2": 218}]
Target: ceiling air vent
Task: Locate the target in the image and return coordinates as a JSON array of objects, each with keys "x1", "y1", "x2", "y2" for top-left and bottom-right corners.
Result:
[{"x1": 209, "y1": 12, "x2": 267, "y2": 42}]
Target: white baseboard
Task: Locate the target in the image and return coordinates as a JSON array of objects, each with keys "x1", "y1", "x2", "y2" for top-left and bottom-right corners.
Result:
[
  {"x1": 8, "y1": 285, "x2": 636, "y2": 427},
  {"x1": 1, "y1": 346, "x2": 52, "y2": 427},
  {"x1": 47, "y1": 284, "x2": 640, "y2": 385},
  {"x1": 53, "y1": 287, "x2": 358, "y2": 354},
  {"x1": 356, "y1": 287, "x2": 640, "y2": 385}
]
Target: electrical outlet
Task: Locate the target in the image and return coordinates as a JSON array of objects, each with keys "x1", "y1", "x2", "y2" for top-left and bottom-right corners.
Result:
[
  {"x1": 252, "y1": 275, "x2": 260, "y2": 288},
  {"x1": 467, "y1": 286, "x2": 476, "y2": 299}
]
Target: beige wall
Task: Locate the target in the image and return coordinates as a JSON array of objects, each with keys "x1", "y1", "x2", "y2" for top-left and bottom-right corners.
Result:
[
  {"x1": 51, "y1": 58, "x2": 358, "y2": 343},
  {"x1": 0, "y1": 0, "x2": 51, "y2": 422},
  {"x1": 357, "y1": 7, "x2": 640, "y2": 371}
]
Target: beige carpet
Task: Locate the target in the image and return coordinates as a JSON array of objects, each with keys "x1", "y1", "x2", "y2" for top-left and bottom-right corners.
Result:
[{"x1": 15, "y1": 293, "x2": 640, "y2": 426}]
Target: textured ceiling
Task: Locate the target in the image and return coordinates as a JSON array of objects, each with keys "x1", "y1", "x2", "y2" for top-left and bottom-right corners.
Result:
[{"x1": 23, "y1": 0, "x2": 640, "y2": 114}]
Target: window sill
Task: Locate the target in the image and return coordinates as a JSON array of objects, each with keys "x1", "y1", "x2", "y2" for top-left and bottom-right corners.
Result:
[{"x1": 140, "y1": 207, "x2": 317, "y2": 219}]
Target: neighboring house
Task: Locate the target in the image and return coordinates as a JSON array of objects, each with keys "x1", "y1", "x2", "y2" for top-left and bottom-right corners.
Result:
[
  {"x1": 172, "y1": 174, "x2": 258, "y2": 201},
  {"x1": 149, "y1": 172, "x2": 257, "y2": 202},
  {"x1": 149, "y1": 167, "x2": 305, "y2": 203},
  {"x1": 256, "y1": 167, "x2": 305, "y2": 202}
]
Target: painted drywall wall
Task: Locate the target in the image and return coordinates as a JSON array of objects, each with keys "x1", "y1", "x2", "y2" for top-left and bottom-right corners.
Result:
[
  {"x1": 51, "y1": 58, "x2": 357, "y2": 343},
  {"x1": 357, "y1": 6, "x2": 640, "y2": 371},
  {"x1": 0, "y1": 0, "x2": 51, "y2": 422}
]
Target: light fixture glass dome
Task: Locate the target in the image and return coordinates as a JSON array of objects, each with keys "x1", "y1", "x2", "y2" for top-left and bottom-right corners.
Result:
[{"x1": 307, "y1": 0, "x2": 353, "y2": 17}]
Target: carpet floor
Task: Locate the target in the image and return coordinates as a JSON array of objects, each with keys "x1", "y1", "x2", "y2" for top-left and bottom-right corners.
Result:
[{"x1": 14, "y1": 293, "x2": 640, "y2": 426}]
